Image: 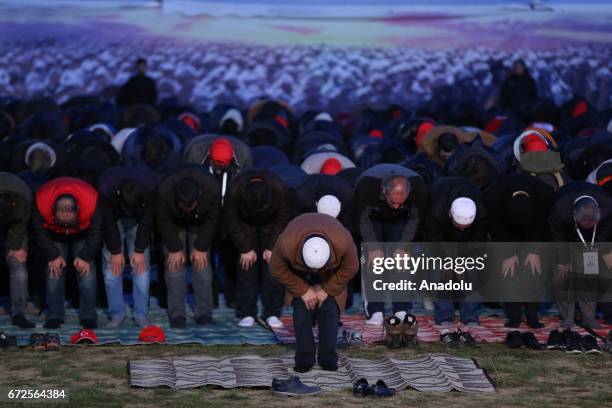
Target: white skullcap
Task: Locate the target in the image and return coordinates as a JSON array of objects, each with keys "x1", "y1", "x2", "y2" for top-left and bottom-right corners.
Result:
[
  {"x1": 302, "y1": 236, "x2": 330, "y2": 269},
  {"x1": 450, "y1": 197, "x2": 477, "y2": 226},
  {"x1": 314, "y1": 112, "x2": 333, "y2": 122},
  {"x1": 220, "y1": 108, "x2": 244, "y2": 132},
  {"x1": 25, "y1": 142, "x2": 57, "y2": 168},
  {"x1": 316, "y1": 195, "x2": 341, "y2": 218}
]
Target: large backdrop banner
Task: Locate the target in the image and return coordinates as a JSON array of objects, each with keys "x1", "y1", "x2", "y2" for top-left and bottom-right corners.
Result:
[{"x1": 1, "y1": 0, "x2": 611, "y2": 111}]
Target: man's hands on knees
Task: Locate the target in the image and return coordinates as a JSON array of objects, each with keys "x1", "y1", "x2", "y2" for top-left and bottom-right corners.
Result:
[
  {"x1": 130, "y1": 252, "x2": 147, "y2": 275},
  {"x1": 167, "y1": 251, "x2": 185, "y2": 273},
  {"x1": 240, "y1": 250, "x2": 257, "y2": 270},
  {"x1": 301, "y1": 287, "x2": 319, "y2": 310},
  {"x1": 190, "y1": 249, "x2": 208, "y2": 272},
  {"x1": 263, "y1": 249, "x2": 272, "y2": 263},
  {"x1": 314, "y1": 285, "x2": 328, "y2": 304},
  {"x1": 48, "y1": 256, "x2": 66, "y2": 279},
  {"x1": 110, "y1": 253, "x2": 125, "y2": 276},
  {"x1": 74, "y1": 258, "x2": 91, "y2": 276},
  {"x1": 7, "y1": 248, "x2": 27, "y2": 263}
]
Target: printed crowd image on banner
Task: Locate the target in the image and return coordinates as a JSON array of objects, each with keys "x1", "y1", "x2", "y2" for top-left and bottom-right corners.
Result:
[{"x1": 0, "y1": 0, "x2": 611, "y2": 112}]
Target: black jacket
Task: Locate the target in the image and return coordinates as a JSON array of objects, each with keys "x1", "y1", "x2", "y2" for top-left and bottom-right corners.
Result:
[
  {"x1": 223, "y1": 168, "x2": 292, "y2": 253},
  {"x1": 0, "y1": 172, "x2": 32, "y2": 250},
  {"x1": 352, "y1": 164, "x2": 428, "y2": 243},
  {"x1": 294, "y1": 174, "x2": 353, "y2": 230},
  {"x1": 484, "y1": 173, "x2": 554, "y2": 242},
  {"x1": 426, "y1": 177, "x2": 488, "y2": 242},
  {"x1": 156, "y1": 164, "x2": 221, "y2": 252},
  {"x1": 116, "y1": 74, "x2": 158, "y2": 107},
  {"x1": 97, "y1": 166, "x2": 158, "y2": 254}
]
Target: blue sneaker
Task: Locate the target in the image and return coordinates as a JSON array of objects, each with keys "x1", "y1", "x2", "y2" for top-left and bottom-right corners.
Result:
[{"x1": 271, "y1": 376, "x2": 322, "y2": 397}]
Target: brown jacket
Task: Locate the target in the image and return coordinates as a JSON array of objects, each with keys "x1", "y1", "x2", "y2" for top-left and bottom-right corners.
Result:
[{"x1": 269, "y1": 213, "x2": 359, "y2": 312}]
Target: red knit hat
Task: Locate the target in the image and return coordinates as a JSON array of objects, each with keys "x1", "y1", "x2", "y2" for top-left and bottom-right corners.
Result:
[
  {"x1": 210, "y1": 137, "x2": 234, "y2": 167},
  {"x1": 320, "y1": 157, "x2": 342, "y2": 175},
  {"x1": 415, "y1": 121, "x2": 435, "y2": 148},
  {"x1": 70, "y1": 329, "x2": 98, "y2": 344},
  {"x1": 522, "y1": 133, "x2": 548, "y2": 152},
  {"x1": 571, "y1": 100, "x2": 588, "y2": 118},
  {"x1": 139, "y1": 325, "x2": 166, "y2": 343},
  {"x1": 178, "y1": 112, "x2": 201, "y2": 132},
  {"x1": 369, "y1": 129, "x2": 383, "y2": 138}
]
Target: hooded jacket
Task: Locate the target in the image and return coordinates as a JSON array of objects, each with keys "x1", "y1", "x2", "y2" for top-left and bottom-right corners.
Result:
[
  {"x1": 353, "y1": 164, "x2": 428, "y2": 243},
  {"x1": 223, "y1": 169, "x2": 292, "y2": 253},
  {"x1": 156, "y1": 164, "x2": 221, "y2": 252},
  {"x1": 97, "y1": 166, "x2": 158, "y2": 254},
  {"x1": 32, "y1": 177, "x2": 102, "y2": 262},
  {"x1": 426, "y1": 177, "x2": 488, "y2": 242},
  {"x1": 269, "y1": 213, "x2": 358, "y2": 312},
  {"x1": 0, "y1": 172, "x2": 32, "y2": 250}
]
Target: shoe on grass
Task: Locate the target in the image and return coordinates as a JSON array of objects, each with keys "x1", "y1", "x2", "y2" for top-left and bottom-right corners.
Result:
[
  {"x1": 441, "y1": 330, "x2": 461, "y2": 348},
  {"x1": 521, "y1": 332, "x2": 542, "y2": 350},
  {"x1": 546, "y1": 329, "x2": 563, "y2": 350},
  {"x1": 44, "y1": 333, "x2": 60, "y2": 351},
  {"x1": 505, "y1": 331, "x2": 523, "y2": 349},
  {"x1": 353, "y1": 378, "x2": 369, "y2": 398},
  {"x1": 384, "y1": 316, "x2": 402, "y2": 349},
  {"x1": 271, "y1": 376, "x2": 322, "y2": 397},
  {"x1": 581, "y1": 335, "x2": 601, "y2": 354},
  {"x1": 564, "y1": 331, "x2": 583, "y2": 354},
  {"x1": 458, "y1": 329, "x2": 479, "y2": 348}
]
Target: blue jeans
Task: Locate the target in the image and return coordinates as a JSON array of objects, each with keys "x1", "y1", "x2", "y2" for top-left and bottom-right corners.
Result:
[
  {"x1": 434, "y1": 301, "x2": 481, "y2": 325},
  {"x1": 46, "y1": 239, "x2": 96, "y2": 322},
  {"x1": 102, "y1": 218, "x2": 150, "y2": 320}
]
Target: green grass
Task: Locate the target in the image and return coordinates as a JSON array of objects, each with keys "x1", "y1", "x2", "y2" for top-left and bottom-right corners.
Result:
[{"x1": 1, "y1": 343, "x2": 611, "y2": 407}]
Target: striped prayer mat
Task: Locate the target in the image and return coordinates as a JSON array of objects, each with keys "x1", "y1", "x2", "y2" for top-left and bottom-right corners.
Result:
[{"x1": 128, "y1": 353, "x2": 496, "y2": 393}]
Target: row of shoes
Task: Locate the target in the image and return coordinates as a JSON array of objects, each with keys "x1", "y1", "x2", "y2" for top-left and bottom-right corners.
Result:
[
  {"x1": 30, "y1": 333, "x2": 60, "y2": 352},
  {"x1": 546, "y1": 329, "x2": 603, "y2": 354},
  {"x1": 0, "y1": 331, "x2": 18, "y2": 351},
  {"x1": 440, "y1": 329, "x2": 479, "y2": 348},
  {"x1": 505, "y1": 331, "x2": 546, "y2": 350},
  {"x1": 353, "y1": 378, "x2": 396, "y2": 398},
  {"x1": 384, "y1": 314, "x2": 418, "y2": 349}
]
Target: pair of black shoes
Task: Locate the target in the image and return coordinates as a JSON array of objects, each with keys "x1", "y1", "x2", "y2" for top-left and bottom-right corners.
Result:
[
  {"x1": 505, "y1": 331, "x2": 542, "y2": 349},
  {"x1": 546, "y1": 329, "x2": 601, "y2": 354},
  {"x1": 353, "y1": 378, "x2": 395, "y2": 398},
  {"x1": 440, "y1": 329, "x2": 478, "y2": 348}
]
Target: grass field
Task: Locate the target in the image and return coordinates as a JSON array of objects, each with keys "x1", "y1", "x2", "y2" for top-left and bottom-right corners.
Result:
[{"x1": 1, "y1": 342, "x2": 612, "y2": 407}]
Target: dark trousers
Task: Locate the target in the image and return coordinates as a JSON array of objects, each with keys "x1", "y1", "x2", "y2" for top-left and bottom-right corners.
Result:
[
  {"x1": 505, "y1": 302, "x2": 540, "y2": 325},
  {"x1": 235, "y1": 232, "x2": 283, "y2": 319},
  {"x1": 212, "y1": 236, "x2": 238, "y2": 307},
  {"x1": 366, "y1": 217, "x2": 412, "y2": 316},
  {"x1": 601, "y1": 302, "x2": 612, "y2": 323},
  {"x1": 46, "y1": 239, "x2": 97, "y2": 323},
  {"x1": 292, "y1": 296, "x2": 339, "y2": 368}
]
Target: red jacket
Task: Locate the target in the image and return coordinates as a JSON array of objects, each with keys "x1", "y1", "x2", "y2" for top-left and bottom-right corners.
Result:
[{"x1": 36, "y1": 177, "x2": 99, "y2": 235}]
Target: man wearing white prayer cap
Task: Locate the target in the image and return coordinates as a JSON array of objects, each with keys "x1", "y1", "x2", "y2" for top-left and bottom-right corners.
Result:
[{"x1": 270, "y1": 213, "x2": 358, "y2": 373}]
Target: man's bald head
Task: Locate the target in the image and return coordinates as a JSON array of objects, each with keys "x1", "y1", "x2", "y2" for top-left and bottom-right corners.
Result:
[{"x1": 382, "y1": 176, "x2": 410, "y2": 209}]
